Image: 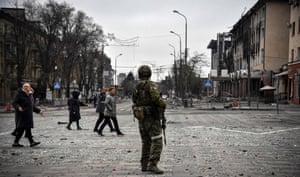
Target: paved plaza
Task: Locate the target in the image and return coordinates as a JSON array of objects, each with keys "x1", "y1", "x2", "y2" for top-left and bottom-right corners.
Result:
[{"x1": 0, "y1": 100, "x2": 299, "y2": 177}]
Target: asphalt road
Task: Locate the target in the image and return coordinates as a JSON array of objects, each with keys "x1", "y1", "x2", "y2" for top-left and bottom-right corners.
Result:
[{"x1": 0, "y1": 100, "x2": 299, "y2": 177}]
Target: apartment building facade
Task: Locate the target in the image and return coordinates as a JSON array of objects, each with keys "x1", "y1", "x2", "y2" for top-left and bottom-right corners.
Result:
[
  {"x1": 208, "y1": 0, "x2": 291, "y2": 103},
  {"x1": 207, "y1": 33, "x2": 232, "y2": 97},
  {"x1": 288, "y1": 0, "x2": 300, "y2": 104},
  {"x1": 0, "y1": 8, "x2": 42, "y2": 105},
  {"x1": 248, "y1": 0, "x2": 290, "y2": 101}
]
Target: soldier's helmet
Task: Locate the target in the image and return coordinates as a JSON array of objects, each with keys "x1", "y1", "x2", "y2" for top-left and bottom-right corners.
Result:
[{"x1": 138, "y1": 65, "x2": 152, "y2": 80}]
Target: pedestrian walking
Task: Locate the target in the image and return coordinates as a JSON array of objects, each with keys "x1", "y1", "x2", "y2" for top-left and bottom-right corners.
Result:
[
  {"x1": 66, "y1": 91, "x2": 82, "y2": 130},
  {"x1": 11, "y1": 87, "x2": 35, "y2": 138},
  {"x1": 98, "y1": 87, "x2": 124, "y2": 136},
  {"x1": 12, "y1": 83, "x2": 44, "y2": 147},
  {"x1": 132, "y1": 65, "x2": 166, "y2": 174},
  {"x1": 94, "y1": 89, "x2": 115, "y2": 132}
]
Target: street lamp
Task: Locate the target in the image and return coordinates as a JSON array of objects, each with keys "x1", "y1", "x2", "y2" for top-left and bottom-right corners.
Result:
[
  {"x1": 115, "y1": 53, "x2": 122, "y2": 88},
  {"x1": 173, "y1": 10, "x2": 188, "y2": 106},
  {"x1": 100, "y1": 43, "x2": 109, "y2": 88},
  {"x1": 170, "y1": 30, "x2": 184, "y2": 100},
  {"x1": 170, "y1": 31, "x2": 182, "y2": 60},
  {"x1": 168, "y1": 43, "x2": 175, "y2": 57},
  {"x1": 173, "y1": 10, "x2": 187, "y2": 65},
  {"x1": 169, "y1": 44, "x2": 177, "y2": 97}
]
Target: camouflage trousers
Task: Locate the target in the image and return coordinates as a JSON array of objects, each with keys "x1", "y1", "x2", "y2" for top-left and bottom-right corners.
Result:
[{"x1": 139, "y1": 117, "x2": 163, "y2": 167}]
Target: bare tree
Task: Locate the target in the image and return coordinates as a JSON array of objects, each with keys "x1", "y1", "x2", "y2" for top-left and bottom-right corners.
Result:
[
  {"x1": 24, "y1": 0, "x2": 104, "y2": 99},
  {"x1": 185, "y1": 52, "x2": 209, "y2": 95},
  {"x1": 23, "y1": 0, "x2": 71, "y2": 99},
  {"x1": 60, "y1": 10, "x2": 103, "y2": 97}
]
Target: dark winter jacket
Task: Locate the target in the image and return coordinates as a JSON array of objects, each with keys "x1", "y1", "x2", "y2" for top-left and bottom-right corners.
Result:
[
  {"x1": 13, "y1": 89, "x2": 41, "y2": 129},
  {"x1": 68, "y1": 98, "x2": 81, "y2": 121},
  {"x1": 96, "y1": 93, "x2": 106, "y2": 113}
]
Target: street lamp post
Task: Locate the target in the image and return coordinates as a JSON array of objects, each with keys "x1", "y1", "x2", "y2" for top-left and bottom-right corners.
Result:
[
  {"x1": 173, "y1": 10, "x2": 188, "y2": 106},
  {"x1": 173, "y1": 10, "x2": 187, "y2": 65},
  {"x1": 169, "y1": 44, "x2": 177, "y2": 97},
  {"x1": 170, "y1": 30, "x2": 184, "y2": 101},
  {"x1": 170, "y1": 31, "x2": 182, "y2": 60},
  {"x1": 115, "y1": 53, "x2": 122, "y2": 88},
  {"x1": 100, "y1": 43, "x2": 107, "y2": 89}
]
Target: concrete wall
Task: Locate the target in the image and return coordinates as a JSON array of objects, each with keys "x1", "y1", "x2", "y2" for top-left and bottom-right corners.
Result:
[
  {"x1": 264, "y1": 2, "x2": 290, "y2": 72},
  {"x1": 289, "y1": 4, "x2": 300, "y2": 62}
]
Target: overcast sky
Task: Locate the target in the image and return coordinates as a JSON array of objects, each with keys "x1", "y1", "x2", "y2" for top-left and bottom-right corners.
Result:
[{"x1": 2, "y1": 0, "x2": 258, "y2": 80}]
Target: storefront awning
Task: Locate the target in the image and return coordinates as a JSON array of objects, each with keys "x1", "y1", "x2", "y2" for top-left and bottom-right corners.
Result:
[{"x1": 259, "y1": 85, "x2": 276, "y2": 91}]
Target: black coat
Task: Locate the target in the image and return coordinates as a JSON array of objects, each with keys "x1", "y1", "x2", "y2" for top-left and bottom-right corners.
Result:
[
  {"x1": 96, "y1": 93, "x2": 106, "y2": 113},
  {"x1": 13, "y1": 90, "x2": 41, "y2": 129},
  {"x1": 68, "y1": 98, "x2": 81, "y2": 121}
]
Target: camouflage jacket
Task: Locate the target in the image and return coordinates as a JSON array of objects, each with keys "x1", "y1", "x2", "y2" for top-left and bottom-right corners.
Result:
[{"x1": 132, "y1": 80, "x2": 166, "y2": 116}]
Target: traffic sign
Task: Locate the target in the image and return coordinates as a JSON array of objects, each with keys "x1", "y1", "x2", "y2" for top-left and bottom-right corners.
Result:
[
  {"x1": 54, "y1": 81, "x2": 61, "y2": 89},
  {"x1": 204, "y1": 80, "x2": 212, "y2": 88}
]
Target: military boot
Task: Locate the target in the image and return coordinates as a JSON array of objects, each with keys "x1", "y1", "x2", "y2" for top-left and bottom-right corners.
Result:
[{"x1": 147, "y1": 163, "x2": 164, "y2": 174}]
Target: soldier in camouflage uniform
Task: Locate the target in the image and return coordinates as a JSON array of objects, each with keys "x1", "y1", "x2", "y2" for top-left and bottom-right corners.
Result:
[{"x1": 132, "y1": 65, "x2": 166, "y2": 174}]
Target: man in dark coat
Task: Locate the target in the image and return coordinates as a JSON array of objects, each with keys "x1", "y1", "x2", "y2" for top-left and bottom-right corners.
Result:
[
  {"x1": 66, "y1": 91, "x2": 82, "y2": 130},
  {"x1": 93, "y1": 89, "x2": 114, "y2": 132},
  {"x1": 12, "y1": 83, "x2": 44, "y2": 147}
]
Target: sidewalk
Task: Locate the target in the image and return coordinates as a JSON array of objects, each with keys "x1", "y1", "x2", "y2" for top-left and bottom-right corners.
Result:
[{"x1": 167, "y1": 98, "x2": 300, "y2": 112}]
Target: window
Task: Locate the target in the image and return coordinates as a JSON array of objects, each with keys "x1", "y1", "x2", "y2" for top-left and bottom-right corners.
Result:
[
  {"x1": 298, "y1": 47, "x2": 300, "y2": 60},
  {"x1": 292, "y1": 22, "x2": 296, "y2": 36},
  {"x1": 0, "y1": 22, "x2": 4, "y2": 35},
  {"x1": 298, "y1": 17, "x2": 300, "y2": 33},
  {"x1": 261, "y1": 48, "x2": 265, "y2": 65},
  {"x1": 291, "y1": 49, "x2": 295, "y2": 61},
  {"x1": 261, "y1": 27, "x2": 265, "y2": 39}
]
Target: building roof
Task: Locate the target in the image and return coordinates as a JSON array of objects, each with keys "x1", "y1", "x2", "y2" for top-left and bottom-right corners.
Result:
[{"x1": 207, "y1": 40, "x2": 217, "y2": 49}]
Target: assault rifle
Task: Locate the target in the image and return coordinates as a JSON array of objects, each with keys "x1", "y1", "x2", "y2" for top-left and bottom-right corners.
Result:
[{"x1": 162, "y1": 113, "x2": 167, "y2": 145}]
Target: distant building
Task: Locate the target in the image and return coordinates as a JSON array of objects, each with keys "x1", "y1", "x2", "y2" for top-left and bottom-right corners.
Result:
[
  {"x1": 207, "y1": 0, "x2": 292, "y2": 103},
  {"x1": 207, "y1": 32, "x2": 232, "y2": 97}
]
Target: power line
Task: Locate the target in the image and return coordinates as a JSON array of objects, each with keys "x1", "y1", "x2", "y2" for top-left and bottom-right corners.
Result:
[{"x1": 139, "y1": 34, "x2": 177, "y2": 39}]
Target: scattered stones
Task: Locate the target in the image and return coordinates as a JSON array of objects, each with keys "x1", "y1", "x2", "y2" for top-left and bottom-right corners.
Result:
[
  {"x1": 11, "y1": 152, "x2": 19, "y2": 156},
  {"x1": 271, "y1": 172, "x2": 275, "y2": 175}
]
